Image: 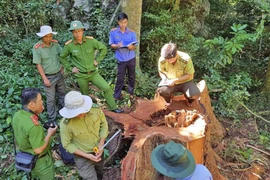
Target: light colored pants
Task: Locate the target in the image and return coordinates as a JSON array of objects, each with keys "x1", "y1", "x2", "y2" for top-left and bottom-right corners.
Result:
[{"x1": 74, "y1": 154, "x2": 104, "y2": 180}]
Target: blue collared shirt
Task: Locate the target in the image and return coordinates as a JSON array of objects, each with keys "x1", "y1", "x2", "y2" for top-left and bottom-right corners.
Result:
[
  {"x1": 176, "y1": 164, "x2": 213, "y2": 180},
  {"x1": 109, "y1": 27, "x2": 137, "y2": 62}
]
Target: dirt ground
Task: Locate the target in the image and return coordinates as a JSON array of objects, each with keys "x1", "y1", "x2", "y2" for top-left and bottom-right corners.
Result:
[
  {"x1": 101, "y1": 97, "x2": 270, "y2": 180},
  {"x1": 216, "y1": 117, "x2": 270, "y2": 180}
]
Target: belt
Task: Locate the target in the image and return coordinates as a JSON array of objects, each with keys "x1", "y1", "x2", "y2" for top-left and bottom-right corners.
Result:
[
  {"x1": 45, "y1": 70, "x2": 61, "y2": 76},
  {"x1": 80, "y1": 70, "x2": 96, "y2": 74}
]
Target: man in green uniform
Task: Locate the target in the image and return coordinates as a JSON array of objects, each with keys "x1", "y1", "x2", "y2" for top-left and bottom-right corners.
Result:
[
  {"x1": 12, "y1": 88, "x2": 57, "y2": 179},
  {"x1": 33, "y1": 25, "x2": 66, "y2": 122},
  {"x1": 60, "y1": 20, "x2": 123, "y2": 113},
  {"x1": 157, "y1": 42, "x2": 201, "y2": 107},
  {"x1": 59, "y1": 91, "x2": 108, "y2": 180}
]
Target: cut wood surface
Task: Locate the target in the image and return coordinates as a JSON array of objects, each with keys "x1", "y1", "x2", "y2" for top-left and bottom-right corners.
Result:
[{"x1": 103, "y1": 80, "x2": 227, "y2": 179}]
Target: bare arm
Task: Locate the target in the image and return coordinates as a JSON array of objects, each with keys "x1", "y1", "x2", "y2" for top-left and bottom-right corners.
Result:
[
  {"x1": 36, "y1": 64, "x2": 51, "y2": 87},
  {"x1": 73, "y1": 148, "x2": 101, "y2": 162},
  {"x1": 127, "y1": 44, "x2": 136, "y2": 50},
  {"x1": 110, "y1": 42, "x2": 123, "y2": 50}
]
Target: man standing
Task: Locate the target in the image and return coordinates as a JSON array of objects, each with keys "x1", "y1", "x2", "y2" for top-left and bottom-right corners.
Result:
[
  {"x1": 109, "y1": 13, "x2": 138, "y2": 100},
  {"x1": 157, "y1": 42, "x2": 201, "y2": 107},
  {"x1": 33, "y1": 25, "x2": 66, "y2": 122},
  {"x1": 59, "y1": 91, "x2": 108, "y2": 180},
  {"x1": 12, "y1": 88, "x2": 57, "y2": 179},
  {"x1": 60, "y1": 20, "x2": 123, "y2": 113},
  {"x1": 151, "y1": 141, "x2": 213, "y2": 179}
]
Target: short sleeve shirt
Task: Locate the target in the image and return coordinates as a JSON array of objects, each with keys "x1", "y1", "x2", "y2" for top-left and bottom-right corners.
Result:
[
  {"x1": 158, "y1": 51, "x2": 195, "y2": 84},
  {"x1": 60, "y1": 107, "x2": 108, "y2": 153},
  {"x1": 176, "y1": 164, "x2": 213, "y2": 180},
  {"x1": 109, "y1": 27, "x2": 137, "y2": 62},
  {"x1": 12, "y1": 110, "x2": 49, "y2": 155},
  {"x1": 32, "y1": 40, "x2": 62, "y2": 74}
]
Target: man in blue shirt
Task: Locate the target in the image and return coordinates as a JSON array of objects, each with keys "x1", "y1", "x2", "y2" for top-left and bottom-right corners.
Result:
[
  {"x1": 109, "y1": 12, "x2": 138, "y2": 101},
  {"x1": 151, "y1": 141, "x2": 213, "y2": 180}
]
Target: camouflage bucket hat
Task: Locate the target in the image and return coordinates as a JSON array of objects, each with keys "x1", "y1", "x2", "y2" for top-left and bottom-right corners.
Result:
[{"x1": 68, "y1": 20, "x2": 85, "y2": 31}]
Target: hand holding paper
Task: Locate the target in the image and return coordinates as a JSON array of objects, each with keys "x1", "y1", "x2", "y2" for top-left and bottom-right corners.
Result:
[
  {"x1": 158, "y1": 78, "x2": 178, "y2": 86},
  {"x1": 120, "y1": 41, "x2": 138, "y2": 48}
]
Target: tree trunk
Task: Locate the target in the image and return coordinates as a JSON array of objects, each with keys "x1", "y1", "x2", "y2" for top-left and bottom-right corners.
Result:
[
  {"x1": 174, "y1": 0, "x2": 181, "y2": 10},
  {"x1": 103, "y1": 80, "x2": 227, "y2": 180},
  {"x1": 121, "y1": 0, "x2": 142, "y2": 72},
  {"x1": 263, "y1": 56, "x2": 270, "y2": 93}
]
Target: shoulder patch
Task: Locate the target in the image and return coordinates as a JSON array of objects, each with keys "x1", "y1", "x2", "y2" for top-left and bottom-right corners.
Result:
[
  {"x1": 92, "y1": 103, "x2": 99, "y2": 108},
  {"x1": 65, "y1": 40, "x2": 72, "y2": 45},
  {"x1": 110, "y1": 28, "x2": 117, "y2": 31},
  {"x1": 34, "y1": 43, "x2": 42, "y2": 49},
  {"x1": 86, "y1": 36, "x2": 94, "y2": 40},
  {"x1": 159, "y1": 57, "x2": 166, "y2": 64},
  {"x1": 30, "y1": 115, "x2": 39, "y2": 125},
  {"x1": 51, "y1": 39, "x2": 58, "y2": 43},
  {"x1": 62, "y1": 118, "x2": 70, "y2": 125}
]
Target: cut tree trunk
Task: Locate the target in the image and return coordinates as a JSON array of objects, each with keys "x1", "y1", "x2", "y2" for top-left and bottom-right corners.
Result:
[{"x1": 103, "y1": 80, "x2": 227, "y2": 179}]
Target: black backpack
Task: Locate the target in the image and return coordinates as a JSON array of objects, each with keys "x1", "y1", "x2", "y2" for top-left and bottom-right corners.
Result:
[{"x1": 59, "y1": 143, "x2": 75, "y2": 164}]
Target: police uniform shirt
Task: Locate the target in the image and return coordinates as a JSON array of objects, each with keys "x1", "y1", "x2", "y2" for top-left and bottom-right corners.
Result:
[{"x1": 32, "y1": 40, "x2": 62, "y2": 75}]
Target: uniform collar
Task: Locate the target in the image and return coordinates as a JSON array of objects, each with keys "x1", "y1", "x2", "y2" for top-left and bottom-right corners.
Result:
[
  {"x1": 117, "y1": 27, "x2": 129, "y2": 34},
  {"x1": 73, "y1": 36, "x2": 87, "y2": 45},
  {"x1": 40, "y1": 40, "x2": 52, "y2": 48}
]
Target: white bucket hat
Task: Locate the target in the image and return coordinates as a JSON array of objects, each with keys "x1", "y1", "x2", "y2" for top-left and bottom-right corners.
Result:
[
  {"x1": 59, "y1": 91, "x2": 93, "y2": 118},
  {"x1": 36, "y1": 26, "x2": 57, "y2": 37}
]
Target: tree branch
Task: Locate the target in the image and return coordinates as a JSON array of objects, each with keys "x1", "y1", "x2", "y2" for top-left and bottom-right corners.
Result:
[
  {"x1": 235, "y1": 98, "x2": 270, "y2": 124},
  {"x1": 246, "y1": 144, "x2": 270, "y2": 156},
  {"x1": 108, "y1": 0, "x2": 122, "y2": 28}
]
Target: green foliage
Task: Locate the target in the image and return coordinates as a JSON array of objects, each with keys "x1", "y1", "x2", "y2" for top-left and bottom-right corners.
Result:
[
  {"x1": 135, "y1": 72, "x2": 158, "y2": 99},
  {"x1": 1, "y1": 0, "x2": 270, "y2": 178},
  {"x1": 203, "y1": 23, "x2": 260, "y2": 67},
  {"x1": 207, "y1": 71, "x2": 252, "y2": 118},
  {"x1": 140, "y1": 8, "x2": 204, "y2": 74}
]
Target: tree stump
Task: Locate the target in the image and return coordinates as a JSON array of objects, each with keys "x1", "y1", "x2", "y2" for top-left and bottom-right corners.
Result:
[{"x1": 103, "y1": 80, "x2": 227, "y2": 179}]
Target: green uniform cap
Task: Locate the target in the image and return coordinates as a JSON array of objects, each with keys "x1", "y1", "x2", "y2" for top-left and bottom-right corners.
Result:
[{"x1": 69, "y1": 20, "x2": 85, "y2": 31}]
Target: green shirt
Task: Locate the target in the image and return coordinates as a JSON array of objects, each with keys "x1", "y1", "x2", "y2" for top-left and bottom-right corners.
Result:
[
  {"x1": 60, "y1": 107, "x2": 108, "y2": 154},
  {"x1": 32, "y1": 40, "x2": 62, "y2": 74},
  {"x1": 12, "y1": 110, "x2": 50, "y2": 156},
  {"x1": 60, "y1": 36, "x2": 107, "y2": 76},
  {"x1": 158, "y1": 51, "x2": 195, "y2": 84}
]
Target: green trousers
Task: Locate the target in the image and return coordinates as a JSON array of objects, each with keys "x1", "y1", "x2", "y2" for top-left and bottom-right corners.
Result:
[
  {"x1": 76, "y1": 71, "x2": 117, "y2": 110},
  {"x1": 31, "y1": 154, "x2": 55, "y2": 180}
]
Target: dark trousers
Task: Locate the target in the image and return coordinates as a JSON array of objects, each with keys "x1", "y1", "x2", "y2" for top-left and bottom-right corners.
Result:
[
  {"x1": 157, "y1": 81, "x2": 200, "y2": 103},
  {"x1": 43, "y1": 72, "x2": 66, "y2": 121},
  {"x1": 114, "y1": 58, "x2": 136, "y2": 99}
]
